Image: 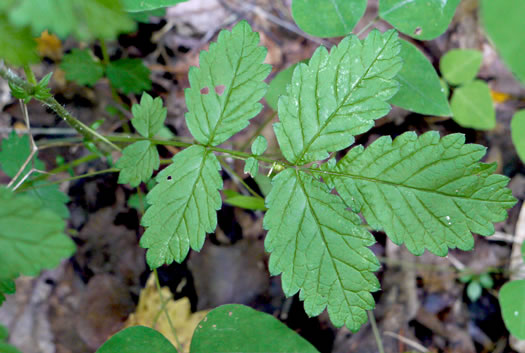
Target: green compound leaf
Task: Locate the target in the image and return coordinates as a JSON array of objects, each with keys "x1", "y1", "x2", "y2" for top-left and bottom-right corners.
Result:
[
  {"x1": 450, "y1": 80, "x2": 495, "y2": 130},
  {"x1": 106, "y1": 58, "x2": 152, "y2": 94},
  {"x1": 499, "y1": 280, "x2": 525, "y2": 340},
  {"x1": 190, "y1": 304, "x2": 318, "y2": 353},
  {"x1": 122, "y1": 0, "x2": 187, "y2": 12},
  {"x1": 141, "y1": 146, "x2": 222, "y2": 267},
  {"x1": 0, "y1": 15, "x2": 38, "y2": 66},
  {"x1": 0, "y1": 187, "x2": 76, "y2": 279},
  {"x1": 116, "y1": 141, "x2": 160, "y2": 187},
  {"x1": 440, "y1": 49, "x2": 483, "y2": 86},
  {"x1": 274, "y1": 29, "x2": 402, "y2": 165},
  {"x1": 0, "y1": 131, "x2": 70, "y2": 219},
  {"x1": 481, "y1": 0, "x2": 525, "y2": 85},
  {"x1": 60, "y1": 49, "x2": 104, "y2": 86},
  {"x1": 185, "y1": 21, "x2": 271, "y2": 146},
  {"x1": 291, "y1": 0, "x2": 366, "y2": 38},
  {"x1": 7, "y1": 0, "x2": 135, "y2": 41},
  {"x1": 0, "y1": 278, "x2": 15, "y2": 306},
  {"x1": 329, "y1": 131, "x2": 516, "y2": 256},
  {"x1": 390, "y1": 40, "x2": 451, "y2": 116},
  {"x1": 131, "y1": 93, "x2": 167, "y2": 138},
  {"x1": 511, "y1": 110, "x2": 525, "y2": 163},
  {"x1": 263, "y1": 168, "x2": 380, "y2": 331},
  {"x1": 96, "y1": 326, "x2": 178, "y2": 353},
  {"x1": 379, "y1": 0, "x2": 460, "y2": 40}
]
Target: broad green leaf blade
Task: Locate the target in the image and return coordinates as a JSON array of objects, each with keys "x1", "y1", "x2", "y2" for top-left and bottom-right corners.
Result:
[
  {"x1": 141, "y1": 146, "x2": 222, "y2": 267},
  {"x1": 60, "y1": 49, "x2": 104, "y2": 86},
  {"x1": 223, "y1": 190, "x2": 266, "y2": 211},
  {"x1": 122, "y1": 0, "x2": 186, "y2": 12},
  {"x1": 116, "y1": 141, "x2": 160, "y2": 187},
  {"x1": 467, "y1": 281, "x2": 482, "y2": 302},
  {"x1": 391, "y1": 40, "x2": 451, "y2": 116},
  {"x1": 128, "y1": 8, "x2": 166, "y2": 23},
  {"x1": 244, "y1": 157, "x2": 258, "y2": 177},
  {"x1": 131, "y1": 93, "x2": 167, "y2": 138},
  {"x1": 450, "y1": 80, "x2": 495, "y2": 130},
  {"x1": 440, "y1": 49, "x2": 483, "y2": 86},
  {"x1": 263, "y1": 169, "x2": 380, "y2": 331},
  {"x1": 251, "y1": 136, "x2": 268, "y2": 156},
  {"x1": 499, "y1": 280, "x2": 525, "y2": 339},
  {"x1": 274, "y1": 30, "x2": 402, "y2": 165},
  {"x1": 0, "y1": 15, "x2": 38, "y2": 66},
  {"x1": 291, "y1": 0, "x2": 366, "y2": 38},
  {"x1": 0, "y1": 278, "x2": 15, "y2": 305},
  {"x1": 190, "y1": 304, "x2": 318, "y2": 352},
  {"x1": 96, "y1": 326, "x2": 178, "y2": 353},
  {"x1": 481, "y1": 0, "x2": 525, "y2": 85},
  {"x1": 185, "y1": 21, "x2": 271, "y2": 146},
  {"x1": 379, "y1": 0, "x2": 460, "y2": 40},
  {"x1": 511, "y1": 110, "x2": 525, "y2": 163},
  {"x1": 329, "y1": 131, "x2": 516, "y2": 256},
  {"x1": 106, "y1": 59, "x2": 152, "y2": 94},
  {"x1": 7, "y1": 0, "x2": 135, "y2": 41},
  {"x1": 0, "y1": 131, "x2": 70, "y2": 218},
  {"x1": 266, "y1": 63, "x2": 299, "y2": 111},
  {"x1": 0, "y1": 187, "x2": 76, "y2": 279}
]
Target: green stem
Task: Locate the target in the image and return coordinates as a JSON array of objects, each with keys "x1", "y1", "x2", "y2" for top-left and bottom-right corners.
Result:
[
  {"x1": 23, "y1": 64, "x2": 37, "y2": 85},
  {"x1": 218, "y1": 157, "x2": 264, "y2": 199},
  {"x1": 0, "y1": 64, "x2": 121, "y2": 152},
  {"x1": 356, "y1": 16, "x2": 380, "y2": 37},
  {"x1": 368, "y1": 310, "x2": 385, "y2": 353},
  {"x1": 99, "y1": 39, "x2": 110, "y2": 66}
]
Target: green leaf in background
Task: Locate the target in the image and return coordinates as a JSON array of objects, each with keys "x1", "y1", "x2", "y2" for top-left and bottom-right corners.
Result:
[
  {"x1": 122, "y1": 0, "x2": 186, "y2": 12},
  {"x1": 254, "y1": 174, "x2": 272, "y2": 197},
  {"x1": 128, "y1": 8, "x2": 166, "y2": 23},
  {"x1": 7, "y1": 0, "x2": 135, "y2": 40},
  {"x1": 185, "y1": 21, "x2": 270, "y2": 146},
  {"x1": 291, "y1": 0, "x2": 366, "y2": 38},
  {"x1": 0, "y1": 187, "x2": 76, "y2": 279},
  {"x1": 265, "y1": 63, "x2": 299, "y2": 111},
  {"x1": 0, "y1": 325, "x2": 22, "y2": 353},
  {"x1": 0, "y1": 131, "x2": 70, "y2": 218},
  {"x1": 190, "y1": 304, "x2": 318, "y2": 353},
  {"x1": 116, "y1": 141, "x2": 160, "y2": 187},
  {"x1": 450, "y1": 80, "x2": 496, "y2": 130},
  {"x1": 264, "y1": 169, "x2": 380, "y2": 331},
  {"x1": 479, "y1": 273, "x2": 494, "y2": 289},
  {"x1": 467, "y1": 281, "x2": 482, "y2": 302},
  {"x1": 0, "y1": 15, "x2": 38, "y2": 66},
  {"x1": 60, "y1": 49, "x2": 104, "y2": 86},
  {"x1": 511, "y1": 110, "x2": 525, "y2": 163},
  {"x1": 328, "y1": 132, "x2": 516, "y2": 256},
  {"x1": 141, "y1": 146, "x2": 223, "y2": 267},
  {"x1": 223, "y1": 190, "x2": 266, "y2": 211},
  {"x1": 106, "y1": 58, "x2": 152, "y2": 94},
  {"x1": 440, "y1": 49, "x2": 483, "y2": 86},
  {"x1": 131, "y1": 93, "x2": 167, "y2": 138},
  {"x1": 0, "y1": 278, "x2": 15, "y2": 305},
  {"x1": 522, "y1": 242, "x2": 525, "y2": 262},
  {"x1": 244, "y1": 157, "x2": 258, "y2": 177},
  {"x1": 96, "y1": 326, "x2": 178, "y2": 353},
  {"x1": 251, "y1": 136, "x2": 268, "y2": 156},
  {"x1": 275, "y1": 30, "x2": 402, "y2": 165},
  {"x1": 481, "y1": 0, "x2": 525, "y2": 85},
  {"x1": 379, "y1": 0, "x2": 460, "y2": 40},
  {"x1": 390, "y1": 40, "x2": 451, "y2": 116},
  {"x1": 499, "y1": 280, "x2": 525, "y2": 339}
]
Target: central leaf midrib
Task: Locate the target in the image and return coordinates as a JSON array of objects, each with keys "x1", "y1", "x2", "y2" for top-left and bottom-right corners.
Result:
[
  {"x1": 207, "y1": 30, "x2": 246, "y2": 146},
  {"x1": 293, "y1": 31, "x2": 394, "y2": 165}
]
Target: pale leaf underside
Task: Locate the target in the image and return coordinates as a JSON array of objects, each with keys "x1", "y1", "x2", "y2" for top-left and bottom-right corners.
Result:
[
  {"x1": 141, "y1": 146, "x2": 222, "y2": 267},
  {"x1": 185, "y1": 20, "x2": 271, "y2": 146},
  {"x1": 329, "y1": 131, "x2": 516, "y2": 256},
  {"x1": 263, "y1": 169, "x2": 380, "y2": 331},
  {"x1": 274, "y1": 29, "x2": 402, "y2": 165}
]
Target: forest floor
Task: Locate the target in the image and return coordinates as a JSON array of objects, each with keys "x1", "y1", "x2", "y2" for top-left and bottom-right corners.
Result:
[{"x1": 0, "y1": 0, "x2": 524, "y2": 352}]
